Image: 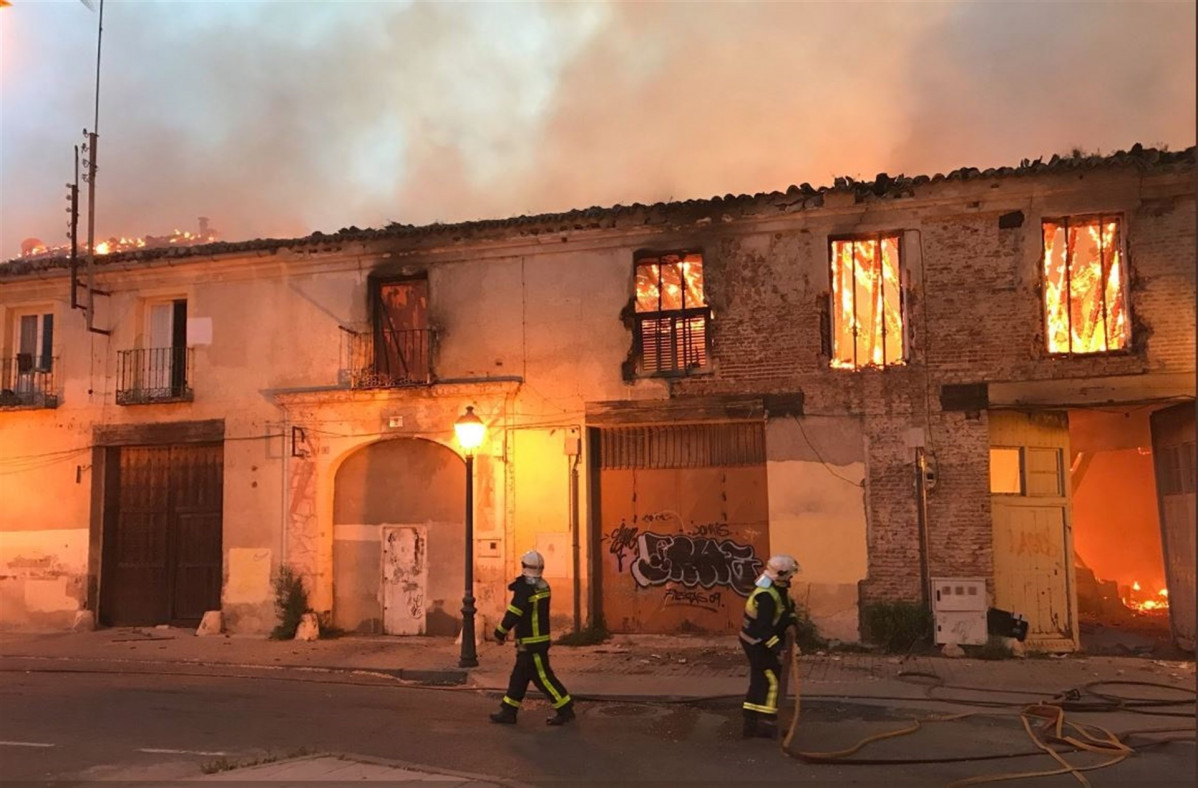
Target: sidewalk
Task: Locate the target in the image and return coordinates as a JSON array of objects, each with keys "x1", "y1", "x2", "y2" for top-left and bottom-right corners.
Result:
[{"x1": 1, "y1": 626, "x2": 1193, "y2": 705}]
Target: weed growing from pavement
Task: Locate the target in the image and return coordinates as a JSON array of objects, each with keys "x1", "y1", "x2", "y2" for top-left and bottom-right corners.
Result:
[
  {"x1": 861, "y1": 601, "x2": 933, "y2": 654},
  {"x1": 793, "y1": 606, "x2": 827, "y2": 653},
  {"x1": 969, "y1": 636, "x2": 1015, "y2": 660},
  {"x1": 270, "y1": 565, "x2": 310, "y2": 640},
  {"x1": 556, "y1": 625, "x2": 611, "y2": 646}
]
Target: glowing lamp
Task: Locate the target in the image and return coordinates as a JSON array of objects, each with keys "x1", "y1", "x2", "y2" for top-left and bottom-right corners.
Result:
[{"x1": 454, "y1": 406, "x2": 486, "y2": 454}]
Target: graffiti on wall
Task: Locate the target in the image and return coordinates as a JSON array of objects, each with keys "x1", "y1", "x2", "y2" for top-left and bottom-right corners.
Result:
[{"x1": 606, "y1": 513, "x2": 763, "y2": 600}]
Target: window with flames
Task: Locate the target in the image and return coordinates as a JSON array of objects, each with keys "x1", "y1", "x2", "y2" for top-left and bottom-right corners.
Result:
[
  {"x1": 1042, "y1": 216, "x2": 1130, "y2": 355},
  {"x1": 829, "y1": 234, "x2": 905, "y2": 369},
  {"x1": 634, "y1": 252, "x2": 710, "y2": 375}
]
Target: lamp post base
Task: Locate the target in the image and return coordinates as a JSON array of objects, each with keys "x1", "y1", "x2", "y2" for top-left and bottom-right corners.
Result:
[{"x1": 459, "y1": 593, "x2": 478, "y2": 668}]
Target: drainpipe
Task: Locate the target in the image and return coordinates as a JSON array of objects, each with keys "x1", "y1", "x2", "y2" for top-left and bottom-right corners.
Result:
[
  {"x1": 915, "y1": 447, "x2": 933, "y2": 611},
  {"x1": 566, "y1": 428, "x2": 582, "y2": 633}
]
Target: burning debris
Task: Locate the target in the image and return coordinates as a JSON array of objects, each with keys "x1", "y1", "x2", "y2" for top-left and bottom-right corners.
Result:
[
  {"x1": 1124, "y1": 581, "x2": 1170, "y2": 614},
  {"x1": 17, "y1": 218, "x2": 218, "y2": 261}
]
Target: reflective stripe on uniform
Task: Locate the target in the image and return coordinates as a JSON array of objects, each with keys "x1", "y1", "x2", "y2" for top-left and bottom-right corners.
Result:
[
  {"x1": 517, "y1": 634, "x2": 551, "y2": 645},
  {"x1": 507, "y1": 604, "x2": 523, "y2": 615},
  {"x1": 530, "y1": 591, "x2": 548, "y2": 639},
  {"x1": 743, "y1": 702, "x2": 776, "y2": 714},
  {"x1": 502, "y1": 696, "x2": 521, "y2": 708},
  {"x1": 744, "y1": 586, "x2": 784, "y2": 626},
  {"x1": 533, "y1": 652, "x2": 569, "y2": 708},
  {"x1": 764, "y1": 668, "x2": 778, "y2": 712},
  {"x1": 765, "y1": 635, "x2": 779, "y2": 648}
]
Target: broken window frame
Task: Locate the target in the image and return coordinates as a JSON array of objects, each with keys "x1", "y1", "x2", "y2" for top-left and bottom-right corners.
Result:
[
  {"x1": 827, "y1": 232, "x2": 907, "y2": 370},
  {"x1": 632, "y1": 250, "x2": 711, "y2": 377},
  {"x1": 1040, "y1": 214, "x2": 1131, "y2": 356}
]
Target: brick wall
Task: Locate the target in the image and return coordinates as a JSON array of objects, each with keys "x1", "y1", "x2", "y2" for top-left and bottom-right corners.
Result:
[{"x1": 671, "y1": 167, "x2": 1195, "y2": 609}]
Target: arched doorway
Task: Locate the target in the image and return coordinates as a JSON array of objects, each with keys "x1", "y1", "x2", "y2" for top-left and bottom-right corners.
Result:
[{"x1": 333, "y1": 438, "x2": 464, "y2": 635}]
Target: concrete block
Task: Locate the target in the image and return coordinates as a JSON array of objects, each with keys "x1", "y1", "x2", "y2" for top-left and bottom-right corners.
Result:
[
  {"x1": 294, "y1": 612, "x2": 320, "y2": 641},
  {"x1": 942, "y1": 643, "x2": 965, "y2": 658},
  {"x1": 454, "y1": 613, "x2": 488, "y2": 647},
  {"x1": 72, "y1": 610, "x2": 95, "y2": 632},
  {"x1": 196, "y1": 610, "x2": 223, "y2": 637}
]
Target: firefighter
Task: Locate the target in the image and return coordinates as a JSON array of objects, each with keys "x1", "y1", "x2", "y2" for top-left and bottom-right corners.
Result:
[
  {"x1": 488, "y1": 550, "x2": 576, "y2": 726},
  {"x1": 740, "y1": 554, "x2": 799, "y2": 739}
]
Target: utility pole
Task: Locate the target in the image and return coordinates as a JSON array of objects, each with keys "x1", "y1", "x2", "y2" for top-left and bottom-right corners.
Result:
[
  {"x1": 82, "y1": 0, "x2": 109, "y2": 335},
  {"x1": 68, "y1": 148, "x2": 80, "y2": 309}
]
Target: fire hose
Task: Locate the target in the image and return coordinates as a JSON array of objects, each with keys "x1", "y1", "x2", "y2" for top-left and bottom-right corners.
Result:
[{"x1": 776, "y1": 638, "x2": 1195, "y2": 787}]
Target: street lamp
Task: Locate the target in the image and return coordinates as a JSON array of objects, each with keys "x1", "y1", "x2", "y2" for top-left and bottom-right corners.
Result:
[{"x1": 454, "y1": 405, "x2": 486, "y2": 668}]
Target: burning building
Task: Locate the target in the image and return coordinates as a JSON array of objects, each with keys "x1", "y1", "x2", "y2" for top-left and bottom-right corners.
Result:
[{"x1": 0, "y1": 146, "x2": 1193, "y2": 655}]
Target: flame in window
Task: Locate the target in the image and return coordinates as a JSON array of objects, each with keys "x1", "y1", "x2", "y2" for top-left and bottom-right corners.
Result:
[
  {"x1": 1043, "y1": 217, "x2": 1128, "y2": 354},
  {"x1": 831, "y1": 235, "x2": 904, "y2": 369}
]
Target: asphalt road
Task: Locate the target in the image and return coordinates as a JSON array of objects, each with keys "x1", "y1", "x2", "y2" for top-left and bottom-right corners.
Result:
[{"x1": 0, "y1": 665, "x2": 1193, "y2": 785}]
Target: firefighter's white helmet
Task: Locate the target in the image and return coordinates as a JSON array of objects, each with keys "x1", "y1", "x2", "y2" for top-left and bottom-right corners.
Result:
[
  {"x1": 521, "y1": 550, "x2": 545, "y2": 580},
  {"x1": 764, "y1": 555, "x2": 800, "y2": 586}
]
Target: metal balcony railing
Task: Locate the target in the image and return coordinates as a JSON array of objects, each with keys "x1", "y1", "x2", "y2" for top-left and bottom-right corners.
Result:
[
  {"x1": 0, "y1": 355, "x2": 59, "y2": 409},
  {"x1": 341, "y1": 328, "x2": 433, "y2": 389},
  {"x1": 116, "y1": 347, "x2": 194, "y2": 405}
]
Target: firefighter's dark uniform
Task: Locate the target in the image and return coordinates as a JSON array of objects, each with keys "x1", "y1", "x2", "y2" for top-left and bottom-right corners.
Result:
[
  {"x1": 490, "y1": 576, "x2": 575, "y2": 725},
  {"x1": 739, "y1": 583, "x2": 796, "y2": 736}
]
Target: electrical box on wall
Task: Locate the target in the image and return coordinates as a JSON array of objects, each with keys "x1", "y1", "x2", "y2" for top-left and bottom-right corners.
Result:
[{"x1": 931, "y1": 577, "x2": 988, "y2": 646}]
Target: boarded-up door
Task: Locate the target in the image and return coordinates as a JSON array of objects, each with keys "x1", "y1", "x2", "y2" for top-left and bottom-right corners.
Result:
[
  {"x1": 382, "y1": 525, "x2": 427, "y2": 635},
  {"x1": 1150, "y1": 403, "x2": 1196, "y2": 652},
  {"x1": 101, "y1": 443, "x2": 223, "y2": 626},
  {"x1": 989, "y1": 411, "x2": 1076, "y2": 651},
  {"x1": 597, "y1": 423, "x2": 769, "y2": 634}
]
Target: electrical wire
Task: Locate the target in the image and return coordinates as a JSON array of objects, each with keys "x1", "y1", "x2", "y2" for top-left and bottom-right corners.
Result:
[{"x1": 790, "y1": 415, "x2": 864, "y2": 488}]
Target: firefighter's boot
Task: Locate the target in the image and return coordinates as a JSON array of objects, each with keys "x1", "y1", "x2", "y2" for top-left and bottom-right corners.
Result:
[
  {"x1": 742, "y1": 710, "x2": 760, "y2": 738},
  {"x1": 755, "y1": 715, "x2": 779, "y2": 739},
  {"x1": 489, "y1": 704, "x2": 518, "y2": 725},
  {"x1": 546, "y1": 703, "x2": 576, "y2": 726}
]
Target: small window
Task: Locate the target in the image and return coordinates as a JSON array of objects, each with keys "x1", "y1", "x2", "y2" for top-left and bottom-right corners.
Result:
[
  {"x1": 14, "y1": 311, "x2": 54, "y2": 373},
  {"x1": 633, "y1": 252, "x2": 709, "y2": 375},
  {"x1": 830, "y1": 234, "x2": 905, "y2": 369},
  {"x1": 1025, "y1": 447, "x2": 1064, "y2": 497},
  {"x1": 1042, "y1": 215, "x2": 1130, "y2": 354},
  {"x1": 990, "y1": 447, "x2": 1023, "y2": 494}
]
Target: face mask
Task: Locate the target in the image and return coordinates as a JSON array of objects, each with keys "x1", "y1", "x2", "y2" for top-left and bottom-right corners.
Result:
[{"x1": 755, "y1": 574, "x2": 773, "y2": 589}]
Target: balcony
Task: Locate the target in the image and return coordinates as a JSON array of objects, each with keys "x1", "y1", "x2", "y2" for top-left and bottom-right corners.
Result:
[
  {"x1": 341, "y1": 327, "x2": 433, "y2": 389},
  {"x1": 0, "y1": 355, "x2": 59, "y2": 409},
  {"x1": 116, "y1": 347, "x2": 194, "y2": 405}
]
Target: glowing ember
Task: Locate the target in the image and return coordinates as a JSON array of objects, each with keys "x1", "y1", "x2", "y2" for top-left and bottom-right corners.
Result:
[
  {"x1": 1042, "y1": 217, "x2": 1129, "y2": 354},
  {"x1": 831, "y1": 235, "x2": 904, "y2": 368}
]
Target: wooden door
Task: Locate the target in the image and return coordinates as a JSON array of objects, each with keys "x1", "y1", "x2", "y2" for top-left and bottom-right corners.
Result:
[
  {"x1": 1151, "y1": 403, "x2": 1196, "y2": 651},
  {"x1": 101, "y1": 443, "x2": 223, "y2": 626},
  {"x1": 989, "y1": 410, "x2": 1077, "y2": 651}
]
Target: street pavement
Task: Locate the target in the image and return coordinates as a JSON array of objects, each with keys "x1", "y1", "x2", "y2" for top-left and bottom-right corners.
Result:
[{"x1": 0, "y1": 628, "x2": 1194, "y2": 785}]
